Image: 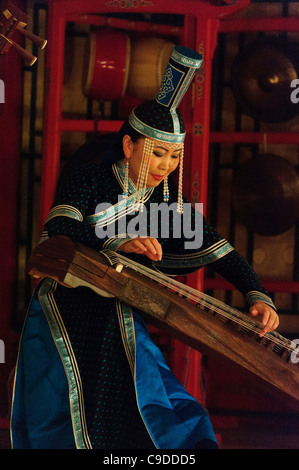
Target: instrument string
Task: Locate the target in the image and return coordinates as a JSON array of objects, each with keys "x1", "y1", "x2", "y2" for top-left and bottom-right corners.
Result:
[{"x1": 103, "y1": 250, "x2": 297, "y2": 357}]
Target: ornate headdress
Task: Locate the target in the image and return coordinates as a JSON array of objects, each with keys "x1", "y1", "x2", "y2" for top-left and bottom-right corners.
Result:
[{"x1": 128, "y1": 45, "x2": 203, "y2": 212}]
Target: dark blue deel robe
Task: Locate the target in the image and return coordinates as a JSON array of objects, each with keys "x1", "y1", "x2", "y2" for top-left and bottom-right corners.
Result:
[{"x1": 11, "y1": 160, "x2": 276, "y2": 449}]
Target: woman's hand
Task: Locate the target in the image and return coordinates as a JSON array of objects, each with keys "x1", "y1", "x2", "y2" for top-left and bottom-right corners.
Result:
[
  {"x1": 249, "y1": 301, "x2": 279, "y2": 337},
  {"x1": 119, "y1": 236, "x2": 162, "y2": 261}
]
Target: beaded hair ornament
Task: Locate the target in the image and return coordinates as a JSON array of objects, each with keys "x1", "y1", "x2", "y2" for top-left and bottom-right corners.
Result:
[{"x1": 128, "y1": 45, "x2": 203, "y2": 213}]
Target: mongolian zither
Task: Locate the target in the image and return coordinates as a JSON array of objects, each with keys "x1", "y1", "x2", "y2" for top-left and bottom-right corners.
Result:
[{"x1": 27, "y1": 235, "x2": 299, "y2": 412}]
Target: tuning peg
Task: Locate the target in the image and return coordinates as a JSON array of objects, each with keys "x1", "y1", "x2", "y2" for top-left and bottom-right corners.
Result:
[
  {"x1": 17, "y1": 26, "x2": 47, "y2": 49},
  {"x1": 0, "y1": 33, "x2": 37, "y2": 65}
]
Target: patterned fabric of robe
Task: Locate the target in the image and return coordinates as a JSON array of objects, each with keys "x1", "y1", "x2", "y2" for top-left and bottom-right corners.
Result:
[{"x1": 11, "y1": 160, "x2": 276, "y2": 449}]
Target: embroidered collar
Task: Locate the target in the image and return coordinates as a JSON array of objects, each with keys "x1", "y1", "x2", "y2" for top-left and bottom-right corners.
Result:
[{"x1": 112, "y1": 159, "x2": 154, "y2": 197}]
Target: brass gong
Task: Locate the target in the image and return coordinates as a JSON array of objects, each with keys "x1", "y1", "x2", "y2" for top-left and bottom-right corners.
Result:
[
  {"x1": 232, "y1": 154, "x2": 299, "y2": 236},
  {"x1": 232, "y1": 38, "x2": 299, "y2": 123}
]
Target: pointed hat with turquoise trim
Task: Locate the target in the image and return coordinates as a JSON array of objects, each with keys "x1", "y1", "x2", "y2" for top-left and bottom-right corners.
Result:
[{"x1": 128, "y1": 45, "x2": 203, "y2": 144}]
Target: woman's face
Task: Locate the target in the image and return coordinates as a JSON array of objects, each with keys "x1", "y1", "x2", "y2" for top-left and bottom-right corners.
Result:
[{"x1": 123, "y1": 135, "x2": 182, "y2": 187}]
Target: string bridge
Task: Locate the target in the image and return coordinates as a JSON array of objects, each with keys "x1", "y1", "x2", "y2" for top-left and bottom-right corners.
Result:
[{"x1": 115, "y1": 263, "x2": 124, "y2": 273}]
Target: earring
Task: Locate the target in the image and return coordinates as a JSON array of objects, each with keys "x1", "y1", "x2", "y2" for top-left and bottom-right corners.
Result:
[
  {"x1": 123, "y1": 160, "x2": 129, "y2": 197},
  {"x1": 177, "y1": 146, "x2": 184, "y2": 214},
  {"x1": 135, "y1": 137, "x2": 154, "y2": 211},
  {"x1": 163, "y1": 176, "x2": 169, "y2": 203}
]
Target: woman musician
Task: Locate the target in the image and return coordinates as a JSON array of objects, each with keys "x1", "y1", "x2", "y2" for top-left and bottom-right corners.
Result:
[{"x1": 11, "y1": 46, "x2": 279, "y2": 450}]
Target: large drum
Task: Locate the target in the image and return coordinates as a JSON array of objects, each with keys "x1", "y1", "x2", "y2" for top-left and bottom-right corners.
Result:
[
  {"x1": 127, "y1": 37, "x2": 175, "y2": 100},
  {"x1": 83, "y1": 29, "x2": 131, "y2": 102}
]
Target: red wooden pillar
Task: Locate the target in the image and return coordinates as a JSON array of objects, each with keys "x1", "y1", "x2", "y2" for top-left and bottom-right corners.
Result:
[
  {"x1": 39, "y1": 1, "x2": 66, "y2": 226},
  {"x1": 183, "y1": 16, "x2": 220, "y2": 402},
  {"x1": 165, "y1": 14, "x2": 220, "y2": 402},
  {"x1": 0, "y1": 0, "x2": 24, "y2": 417}
]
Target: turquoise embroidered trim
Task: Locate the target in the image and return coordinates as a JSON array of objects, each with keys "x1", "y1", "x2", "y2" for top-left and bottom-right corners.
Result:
[
  {"x1": 44, "y1": 205, "x2": 83, "y2": 224},
  {"x1": 171, "y1": 47, "x2": 203, "y2": 68},
  {"x1": 103, "y1": 235, "x2": 132, "y2": 251},
  {"x1": 38, "y1": 230, "x2": 49, "y2": 244},
  {"x1": 171, "y1": 66, "x2": 197, "y2": 112},
  {"x1": 154, "y1": 240, "x2": 234, "y2": 269},
  {"x1": 116, "y1": 301, "x2": 135, "y2": 376},
  {"x1": 116, "y1": 302, "x2": 157, "y2": 448},
  {"x1": 86, "y1": 180, "x2": 154, "y2": 228},
  {"x1": 129, "y1": 110, "x2": 185, "y2": 143},
  {"x1": 161, "y1": 239, "x2": 230, "y2": 260},
  {"x1": 246, "y1": 291, "x2": 276, "y2": 310},
  {"x1": 38, "y1": 279, "x2": 92, "y2": 449},
  {"x1": 86, "y1": 197, "x2": 131, "y2": 227},
  {"x1": 170, "y1": 107, "x2": 180, "y2": 134}
]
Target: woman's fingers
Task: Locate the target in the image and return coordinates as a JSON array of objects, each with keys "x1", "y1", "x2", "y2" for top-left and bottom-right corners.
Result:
[
  {"x1": 139, "y1": 236, "x2": 163, "y2": 260},
  {"x1": 120, "y1": 237, "x2": 162, "y2": 261},
  {"x1": 250, "y1": 301, "x2": 279, "y2": 337}
]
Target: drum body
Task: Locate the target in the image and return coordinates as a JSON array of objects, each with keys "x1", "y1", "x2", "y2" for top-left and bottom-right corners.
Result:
[
  {"x1": 127, "y1": 37, "x2": 174, "y2": 100},
  {"x1": 84, "y1": 29, "x2": 131, "y2": 101}
]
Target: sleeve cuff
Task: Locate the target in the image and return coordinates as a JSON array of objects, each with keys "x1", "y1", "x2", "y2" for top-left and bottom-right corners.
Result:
[
  {"x1": 246, "y1": 291, "x2": 277, "y2": 311},
  {"x1": 102, "y1": 234, "x2": 135, "y2": 251}
]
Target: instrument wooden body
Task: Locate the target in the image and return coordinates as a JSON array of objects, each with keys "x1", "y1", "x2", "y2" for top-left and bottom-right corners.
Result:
[{"x1": 27, "y1": 235, "x2": 299, "y2": 411}]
